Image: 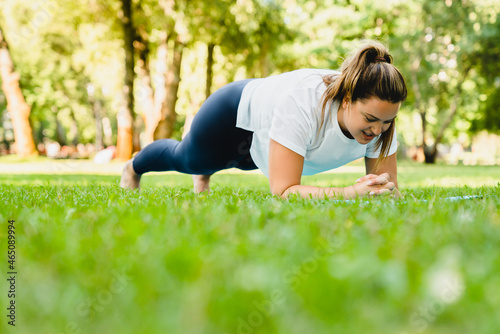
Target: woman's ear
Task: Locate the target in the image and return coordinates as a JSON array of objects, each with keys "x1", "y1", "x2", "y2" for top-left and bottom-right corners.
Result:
[
  {"x1": 342, "y1": 94, "x2": 350, "y2": 109},
  {"x1": 342, "y1": 98, "x2": 350, "y2": 110}
]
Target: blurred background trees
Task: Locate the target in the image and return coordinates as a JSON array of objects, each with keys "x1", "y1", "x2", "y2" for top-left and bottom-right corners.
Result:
[{"x1": 0, "y1": 0, "x2": 499, "y2": 163}]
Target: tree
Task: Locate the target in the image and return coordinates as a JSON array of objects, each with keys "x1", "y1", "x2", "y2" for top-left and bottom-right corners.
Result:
[
  {"x1": 132, "y1": 0, "x2": 192, "y2": 143},
  {"x1": 393, "y1": 0, "x2": 480, "y2": 163},
  {"x1": 470, "y1": 1, "x2": 500, "y2": 133},
  {"x1": 227, "y1": 0, "x2": 295, "y2": 77},
  {"x1": 115, "y1": 0, "x2": 136, "y2": 161},
  {"x1": 133, "y1": 12, "x2": 157, "y2": 146},
  {"x1": 1, "y1": 0, "x2": 115, "y2": 151},
  {"x1": 1, "y1": 0, "x2": 496, "y2": 163},
  {"x1": 153, "y1": 33, "x2": 184, "y2": 140},
  {"x1": 150, "y1": 0, "x2": 184, "y2": 140},
  {"x1": 0, "y1": 25, "x2": 36, "y2": 157}
]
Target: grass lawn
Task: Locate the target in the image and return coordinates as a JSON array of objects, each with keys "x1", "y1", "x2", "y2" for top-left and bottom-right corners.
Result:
[{"x1": 0, "y1": 164, "x2": 499, "y2": 334}]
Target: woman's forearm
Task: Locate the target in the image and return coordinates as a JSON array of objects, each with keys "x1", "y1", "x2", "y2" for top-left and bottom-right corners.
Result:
[{"x1": 281, "y1": 184, "x2": 356, "y2": 199}]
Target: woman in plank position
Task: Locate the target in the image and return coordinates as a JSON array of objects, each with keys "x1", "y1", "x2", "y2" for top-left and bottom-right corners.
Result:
[{"x1": 120, "y1": 41, "x2": 407, "y2": 199}]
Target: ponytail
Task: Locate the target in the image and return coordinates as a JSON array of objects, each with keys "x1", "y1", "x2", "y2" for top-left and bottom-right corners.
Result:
[{"x1": 320, "y1": 40, "x2": 407, "y2": 171}]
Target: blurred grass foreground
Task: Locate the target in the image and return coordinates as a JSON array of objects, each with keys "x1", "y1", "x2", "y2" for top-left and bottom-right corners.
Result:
[{"x1": 0, "y1": 163, "x2": 499, "y2": 333}]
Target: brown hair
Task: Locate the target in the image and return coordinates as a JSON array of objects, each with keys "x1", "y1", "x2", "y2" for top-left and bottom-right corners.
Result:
[{"x1": 321, "y1": 40, "x2": 407, "y2": 171}]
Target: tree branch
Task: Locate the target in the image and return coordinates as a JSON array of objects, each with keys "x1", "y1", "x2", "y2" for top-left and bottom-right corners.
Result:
[{"x1": 430, "y1": 65, "x2": 472, "y2": 155}]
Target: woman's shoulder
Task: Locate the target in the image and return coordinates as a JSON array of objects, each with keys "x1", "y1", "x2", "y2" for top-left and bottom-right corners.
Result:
[
  {"x1": 263, "y1": 68, "x2": 339, "y2": 82},
  {"x1": 286, "y1": 68, "x2": 339, "y2": 75},
  {"x1": 243, "y1": 69, "x2": 340, "y2": 111},
  {"x1": 286, "y1": 69, "x2": 340, "y2": 91},
  {"x1": 278, "y1": 68, "x2": 339, "y2": 81}
]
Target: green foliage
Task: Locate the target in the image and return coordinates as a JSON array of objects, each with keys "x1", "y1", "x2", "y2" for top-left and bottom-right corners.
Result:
[
  {"x1": 0, "y1": 167, "x2": 499, "y2": 333},
  {"x1": 470, "y1": 5, "x2": 500, "y2": 133},
  {"x1": 1, "y1": 0, "x2": 101, "y2": 144},
  {"x1": 0, "y1": 0, "x2": 499, "y2": 150},
  {"x1": 473, "y1": 88, "x2": 500, "y2": 133},
  {"x1": 390, "y1": 0, "x2": 500, "y2": 147}
]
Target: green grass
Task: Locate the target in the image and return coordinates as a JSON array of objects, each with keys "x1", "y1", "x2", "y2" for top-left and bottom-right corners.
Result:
[{"x1": 0, "y1": 166, "x2": 499, "y2": 334}]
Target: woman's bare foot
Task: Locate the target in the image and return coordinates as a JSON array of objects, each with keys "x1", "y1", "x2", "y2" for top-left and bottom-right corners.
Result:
[
  {"x1": 120, "y1": 159, "x2": 141, "y2": 189},
  {"x1": 192, "y1": 174, "x2": 211, "y2": 194}
]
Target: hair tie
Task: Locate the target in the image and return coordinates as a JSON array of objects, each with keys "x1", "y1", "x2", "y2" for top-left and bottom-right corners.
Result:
[{"x1": 374, "y1": 56, "x2": 387, "y2": 63}]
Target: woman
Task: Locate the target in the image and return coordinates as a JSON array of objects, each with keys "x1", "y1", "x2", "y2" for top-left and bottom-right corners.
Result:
[{"x1": 120, "y1": 41, "x2": 407, "y2": 199}]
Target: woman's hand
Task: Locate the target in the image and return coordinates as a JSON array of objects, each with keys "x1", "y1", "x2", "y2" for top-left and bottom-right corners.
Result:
[
  {"x1": 345, "y1": 172, "x2": 397, "y2": 197},
  {"x1": 355, "y1": 174, "x2": 379, "y2": 184},
  {"x1": 363, "y1": 154, "x2": 401, "y2": 198}
]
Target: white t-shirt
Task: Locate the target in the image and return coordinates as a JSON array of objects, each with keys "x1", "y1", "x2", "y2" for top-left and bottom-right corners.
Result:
[{"x1": 236, "y1": 69, "x2": 397, "y2": 177}]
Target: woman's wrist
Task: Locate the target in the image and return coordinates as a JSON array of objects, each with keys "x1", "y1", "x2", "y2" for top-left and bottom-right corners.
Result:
[{"x1": 341, "y1": 185, "x2": 357, "y2": 199}]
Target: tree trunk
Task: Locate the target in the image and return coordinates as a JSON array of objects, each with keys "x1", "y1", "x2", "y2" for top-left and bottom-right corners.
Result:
[
  {"x1": 133, "y1": 114, "x2": 142, "y2": 153},
  {"x1": 69, "y1": 109, "x2": 79, "y2": 146},
  {"x1": 423, "y1": 91, "x2": 460, "y2": 164},
  {"x1": 259, "y1": 39, "x2": 270, "y2": 78},
  {"x1": 135, "y1": 28, "x2": 157, "y2": 146},
  {"x1": 423, "y1": 147, "x2": 437, "y2": 164},
  {"x1": 115, "y1": 0, "x2": 135, "y2": 161},
  {"x1": 53, "y1": 107, "x2": 67, "y2": 146},
  {"x1": 152, "y1": 34, "x2": 168, "y2": 138},
  {"x1": 181, "y1": 42, "x2": 214, "y2": 139},
  {"x1": 206, "y1": 43, "x2": 215, "y2": 99},
  {"x1": 94, "y1": 100, "x2": 104, "y2": 151},
  {"x1": 102, "y1": 116, "x2": 113, "y2": 147},
  {"x1": 423, "y1": 66, "x2": 471, "y2": 164},
  {"x1": 34, "y1": 121, "x2": 44, "y2": 147},
  {"x1": 154, "y1": 36, "x2": 184, "y2": 140},
  {"x1": 420, "y1": 111, "x2": 427, "y2": 147},
  {"x1": 87, "y1": 85, "x2": 104, "y2": 151},
  {"x1": 409, "y1": 56, "x2": 429, "y2": 156},
  {"x1": 0, "y1": 26, "x2": 36, "y2": 157}
]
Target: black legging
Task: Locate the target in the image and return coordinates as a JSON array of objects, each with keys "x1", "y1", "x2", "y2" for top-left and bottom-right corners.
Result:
[{"x1": 132, "y1": 79, "x2": 257, "y2": 175}]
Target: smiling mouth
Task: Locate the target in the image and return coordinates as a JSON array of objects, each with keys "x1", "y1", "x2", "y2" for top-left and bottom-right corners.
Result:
[{"x1": 362, "y1": 131, "x2": 375, "y2": 139}]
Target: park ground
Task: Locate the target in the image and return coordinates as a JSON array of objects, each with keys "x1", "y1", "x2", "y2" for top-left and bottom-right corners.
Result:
[{"x1": 0, "y1": 159, "x2": 499, "y2": 333}]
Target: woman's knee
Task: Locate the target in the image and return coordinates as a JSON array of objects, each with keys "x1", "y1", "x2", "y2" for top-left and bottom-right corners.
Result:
[{"x1": 181, "y1": 151, "x2": 215, "y2": 174}]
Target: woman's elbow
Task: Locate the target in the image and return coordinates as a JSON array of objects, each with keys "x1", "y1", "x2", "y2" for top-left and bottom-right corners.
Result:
[
  {"x1": 270, "y1": 184, "x2": 297, "y2": 198},
  {"x1": 270, "y1": 185, "x2": 286, "y2": 197}
]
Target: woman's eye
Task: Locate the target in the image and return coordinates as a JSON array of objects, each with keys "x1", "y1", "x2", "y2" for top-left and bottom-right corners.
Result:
[{"x1": 365, "y1": 118, "x2": 377, "y2": 122}]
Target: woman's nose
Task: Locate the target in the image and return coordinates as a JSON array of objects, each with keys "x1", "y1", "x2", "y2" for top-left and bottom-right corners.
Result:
[{"x1": 372, "y1": 122, "x2": 383, "y2": 135}]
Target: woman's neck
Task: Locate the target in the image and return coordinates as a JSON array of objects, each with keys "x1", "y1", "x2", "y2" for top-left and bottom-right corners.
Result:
[{"x1": 336, "y1": 104, "x2": 353, "y2": 139}]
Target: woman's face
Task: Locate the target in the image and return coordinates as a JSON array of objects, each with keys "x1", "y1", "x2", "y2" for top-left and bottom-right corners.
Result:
[{"x1": 338, "y1": 97, "x2": 400, "y2": 144}]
